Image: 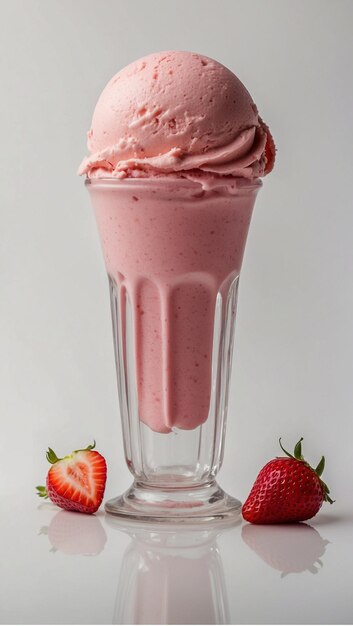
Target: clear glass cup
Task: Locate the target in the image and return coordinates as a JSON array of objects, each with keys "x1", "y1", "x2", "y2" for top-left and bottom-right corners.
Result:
[{"x1": 86, "y1": 177, "x2": 261, "y2": 522}]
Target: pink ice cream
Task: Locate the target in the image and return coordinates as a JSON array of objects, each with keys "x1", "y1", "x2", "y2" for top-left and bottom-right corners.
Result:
[
  {"x1": 79, "y1": 50, "x2": 275, "y2": 181},
  {"x1": 81, "y1": 51, "x2": 275, "y2": 434}
]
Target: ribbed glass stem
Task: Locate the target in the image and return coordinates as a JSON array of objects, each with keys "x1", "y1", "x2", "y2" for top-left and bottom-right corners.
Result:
[{"x1": 109, "y1": 272, "x2": 239, "y2": 488}]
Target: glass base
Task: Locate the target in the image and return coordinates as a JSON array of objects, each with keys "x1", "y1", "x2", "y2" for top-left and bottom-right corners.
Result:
[{"x1": 105, "y1": 481, "x2": 242, "y2": 524}]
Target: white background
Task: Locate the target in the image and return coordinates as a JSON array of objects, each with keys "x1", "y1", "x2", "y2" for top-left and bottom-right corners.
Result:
[{"x1": 1, "y1": 0, "x2": 353, "y2": 509}]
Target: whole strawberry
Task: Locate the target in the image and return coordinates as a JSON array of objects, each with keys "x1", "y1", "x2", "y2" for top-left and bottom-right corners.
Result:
[
  {"x1": 36, "y1": 441, "x2": 107, "y2": 514},
  {"x1": 242, "y1": 438, "x2": 334, "y2": 524}
]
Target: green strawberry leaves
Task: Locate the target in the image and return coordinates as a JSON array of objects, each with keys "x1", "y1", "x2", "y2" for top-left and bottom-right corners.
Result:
[
  {"x1": 74, "y1": 441, "x2": 96, "y2": 453},
  {"x1": 315, "y1": 456, "x2": 325, "y2": 477},
  {"x1": 46, "y1": 448, "x2": 62, "y2": 464},
  {"x1": 45, "y1": 441, "x2": 96, "y2": 465},
  {"x1": 294, "y1": 437, "x2": 304, "y2": 461},
  {"x1": 278, "y1": 437, "x2": 334, "y2": 504},
  {"x1": 36, "y1": 485, "x2": 48, "y2": 499}
]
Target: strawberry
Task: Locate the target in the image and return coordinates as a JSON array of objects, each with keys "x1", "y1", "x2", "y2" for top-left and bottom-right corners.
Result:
[
  {"x1": 36, "y1": 441, "x2": 107, "y2": 514},
  {"x1": 242, "y1": 437, "x2": 334, "y2": 524}
]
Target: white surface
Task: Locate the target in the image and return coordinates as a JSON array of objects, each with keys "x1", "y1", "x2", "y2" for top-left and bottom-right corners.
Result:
[
  {"x1": 0, "y1": 498, "x2": 352, "y2": 625},
  {"x1": 1, "y1": 1, "x2": 353, "y2": 623}
]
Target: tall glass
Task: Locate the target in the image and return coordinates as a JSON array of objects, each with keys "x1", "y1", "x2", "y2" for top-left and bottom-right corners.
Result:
[{"x1": 87, "y1": 177, "x2": 261, "y2": 522}]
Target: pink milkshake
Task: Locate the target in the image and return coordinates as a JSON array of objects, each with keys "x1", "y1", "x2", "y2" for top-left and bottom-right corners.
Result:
[
  {"x1": 89, "y1": 177, "x2": 258, "y2": 434},
  {"x1": 79, "y1": 51, "x2": 275, "y2": 520}
]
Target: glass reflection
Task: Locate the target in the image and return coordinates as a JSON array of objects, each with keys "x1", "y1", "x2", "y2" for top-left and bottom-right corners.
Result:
[
  {"x1": 242, "y1": 522, "x2": 330, "y2": 576},
  {"x1": 39, "y1": 510, "x2": 107, "y2": 556},
  {"x1": 107, "y1": 519, "x2": 238, "y2": 624}
]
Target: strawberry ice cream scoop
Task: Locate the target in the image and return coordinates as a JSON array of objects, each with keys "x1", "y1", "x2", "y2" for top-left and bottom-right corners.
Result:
[{"x1": 79, "y1": 50, "x2": 275, "y2": 180}]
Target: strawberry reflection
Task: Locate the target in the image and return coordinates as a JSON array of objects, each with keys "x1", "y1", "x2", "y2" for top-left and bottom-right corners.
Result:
[
  {"x1": 39, "y1": 510, "x2": 107, "y2": 556},
  {"x1": 107, "y1": 519, "x2": 236, "y2": 624},
  {"x1": 242, "y1": 523, "x2": 329, "y2": 576}
]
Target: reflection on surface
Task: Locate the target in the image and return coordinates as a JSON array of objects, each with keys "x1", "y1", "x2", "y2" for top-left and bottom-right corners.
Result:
[
  {"x1": 39, "y1": 510, "x2": 107, "y2": 555},
  {"x1": 242, "y1": 523, "x2": 330, "y2": 576},
  {"x1": 108, "y1": 519, "x2": 237, "y2": 624}
]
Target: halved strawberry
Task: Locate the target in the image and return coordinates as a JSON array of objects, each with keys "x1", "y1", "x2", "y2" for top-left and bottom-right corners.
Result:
[{"x1": 36, "y1": 441, "x2": 107, "y2": 514}]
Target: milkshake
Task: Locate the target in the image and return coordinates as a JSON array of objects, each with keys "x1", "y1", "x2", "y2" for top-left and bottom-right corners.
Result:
[{"x1": 80, "y1": 51, "x2": 275, "y2": 520}]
